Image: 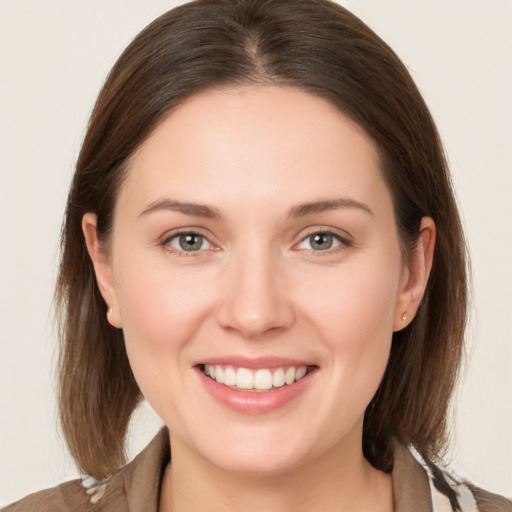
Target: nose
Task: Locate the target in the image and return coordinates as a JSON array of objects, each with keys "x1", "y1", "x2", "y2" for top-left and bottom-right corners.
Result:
[{"x1": 216, "y1": 244, "x2": 296, "y2": 339}]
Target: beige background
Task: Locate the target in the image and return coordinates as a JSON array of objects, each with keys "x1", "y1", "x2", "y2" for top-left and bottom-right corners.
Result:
[{"x1": 1, "y1": 0, "x2": 511, "y2": 505}]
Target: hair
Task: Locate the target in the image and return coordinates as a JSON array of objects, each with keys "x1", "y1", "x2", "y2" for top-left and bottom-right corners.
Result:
[{"x1": 56, "y1": 0, "x2": 468, "y2": 480}]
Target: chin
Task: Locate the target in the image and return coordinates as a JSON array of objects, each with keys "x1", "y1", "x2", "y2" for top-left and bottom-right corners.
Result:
[
  {"x1": 194, "y1": 429, "x2": 315, "y2": 477},
  {"x1": 210, "y1": 449, "x2": 306, "y2": 477}
]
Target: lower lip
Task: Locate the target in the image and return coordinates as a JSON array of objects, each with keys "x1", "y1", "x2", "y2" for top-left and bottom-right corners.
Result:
[{"x1": 195, "y1": 367, "x2": 317, "y2": 415}]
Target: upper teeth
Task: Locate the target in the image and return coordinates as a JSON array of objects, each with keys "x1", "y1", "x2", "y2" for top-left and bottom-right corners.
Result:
[{"x1": 203, "y1": 365, "x2": 308, "y2": 391}]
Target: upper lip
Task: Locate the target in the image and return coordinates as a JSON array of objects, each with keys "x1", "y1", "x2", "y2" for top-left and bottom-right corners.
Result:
[{"x1": 194, "y1": 356, "x2": 317, "y2": 369}]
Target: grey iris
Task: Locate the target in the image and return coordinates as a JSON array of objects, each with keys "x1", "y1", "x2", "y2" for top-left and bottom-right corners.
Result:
[
  {"x1": 179, "y1": 234, "x2": 203, "y2": 251},
  {"x1": 310, "y1": 233, "x2": 333, "y2": 250}
]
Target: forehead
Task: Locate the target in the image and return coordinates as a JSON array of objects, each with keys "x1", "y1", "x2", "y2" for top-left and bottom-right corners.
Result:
[{"x1": 120, "y1": 85, "x2": 390, "y2": 218}]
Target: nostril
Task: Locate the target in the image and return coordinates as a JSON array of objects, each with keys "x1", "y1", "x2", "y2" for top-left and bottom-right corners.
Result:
[{"x1": 217, "y1": 303, "x2": 296, "y2": 339}]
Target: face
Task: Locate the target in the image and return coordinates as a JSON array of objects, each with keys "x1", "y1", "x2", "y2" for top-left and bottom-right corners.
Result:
[{"x1": 85, "y1": 85, "x2": 428, "y2": 476}]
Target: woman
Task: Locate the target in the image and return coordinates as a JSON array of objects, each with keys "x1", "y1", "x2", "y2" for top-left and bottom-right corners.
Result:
[{"x1": 3, "y1": 0, "x2": 511, "y2": 510}]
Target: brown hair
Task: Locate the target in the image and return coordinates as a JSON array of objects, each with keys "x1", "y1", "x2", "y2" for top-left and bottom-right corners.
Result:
[{"x1": 56, "y1": 0, "x2": 468, "y2": 479}]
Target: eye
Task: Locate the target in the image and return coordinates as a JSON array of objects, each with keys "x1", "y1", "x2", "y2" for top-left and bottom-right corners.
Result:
[
  {"x1": 166, "y1": 232, "x2": 213, "y2": 253},
  {"x1": 296, "y1": 231, "x2": 344, "y2": 251}
]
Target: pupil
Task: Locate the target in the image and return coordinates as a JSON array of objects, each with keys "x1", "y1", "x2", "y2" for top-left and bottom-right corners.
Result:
[
  {"x1": 312, "y1": 233, "x2": 332, "y2": 250},
  {"x1": 180, "y1": 234, "x2": 202, "y2": 251}
]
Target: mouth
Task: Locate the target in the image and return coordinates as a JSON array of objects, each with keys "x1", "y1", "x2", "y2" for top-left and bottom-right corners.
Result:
[
  {"x1": 198, "y1": 364, "x2": 316, "y2": 392},
  {"x1": 195, "y1": 358, "x2": 319, "y2": 414}
]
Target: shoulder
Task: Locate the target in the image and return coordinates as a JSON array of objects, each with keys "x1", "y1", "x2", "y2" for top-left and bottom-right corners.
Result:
[
  {"x1": 424, "y1": 458, "x2": 512, "y2": 512},
  {"x1": 2, "y1": 474, "x2": 127, "y2": 512},
  {"x1": 468, "y1": 485, "x2": 512, "y2": 512},
  {"x1": 2, "y1": 427, "x2": 170, "y2": 512},
  {"x1": 1, "y1": 479, "x2": 90, "y2": 512},
  {"x1": 392, "y1": 441, "x2": 512, "y2": 512}
]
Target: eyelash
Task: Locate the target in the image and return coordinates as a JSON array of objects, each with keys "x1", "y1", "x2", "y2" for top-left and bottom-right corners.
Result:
[
  {"x1": 295, "y1": 229, "x2": 352, "y2": 256},
  {"x1": 161, "y1": 230, "x2": 215, "y2": 257},
  {"x1": 160, "y1": 228, "x2": 352, "y2": 257}
]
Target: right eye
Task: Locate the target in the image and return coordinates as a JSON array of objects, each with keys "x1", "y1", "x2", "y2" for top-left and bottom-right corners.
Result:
[{"x1": 165, "y1": 232, "x2": 213, "y2": 253}]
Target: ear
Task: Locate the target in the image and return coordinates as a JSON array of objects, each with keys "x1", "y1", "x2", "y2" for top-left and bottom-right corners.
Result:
[
  {"x1": 393, "y1": 217, "x2": 436, "y2": 331},
  {"x1": 82, "y1": 213, "x2": 122, "y2": 328}
]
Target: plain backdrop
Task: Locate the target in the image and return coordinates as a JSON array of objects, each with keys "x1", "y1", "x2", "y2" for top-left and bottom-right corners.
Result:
[{"x1": 1, "y1": 0, "x2": 511, "y2": 505}]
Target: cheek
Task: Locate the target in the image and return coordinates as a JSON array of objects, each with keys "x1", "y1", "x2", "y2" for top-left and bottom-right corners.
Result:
[
  {"x1": 117, "y1": 261, "x2": 212, "y2": 339},
  {"x1": 113, "y1": 263, "x2": 215, "y2": 390},
  {"x1": 301, "y1": 258, "x2": 400, "y2": 342},
  {"x1": 298, "y1": 259, "x2": 400, "y2": 395}
]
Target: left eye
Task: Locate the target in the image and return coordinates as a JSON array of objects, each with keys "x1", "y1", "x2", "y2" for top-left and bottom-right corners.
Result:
[
  {"x1": 167, "y1": 233, "x2": 212, "y2": 252},
  {"x1": 297, "y1": 232, "x2": 343, "y2": 251}
]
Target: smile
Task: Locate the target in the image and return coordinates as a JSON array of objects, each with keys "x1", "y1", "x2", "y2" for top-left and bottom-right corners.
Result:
[
  {"x1": 202, "y1": 364, "x2": 310, "y2": 392},
  {"x1": 195, "y1": 357, "x2": 318, "y2": 414}
]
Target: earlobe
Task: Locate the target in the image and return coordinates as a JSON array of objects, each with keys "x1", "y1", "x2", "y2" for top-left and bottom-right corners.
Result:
[
  {"x1": 393, "y1": 217, "x2": 436, "y2": 331},
  {"x1": 82, "y1": 213, "x2": 122, "y2": 328}
]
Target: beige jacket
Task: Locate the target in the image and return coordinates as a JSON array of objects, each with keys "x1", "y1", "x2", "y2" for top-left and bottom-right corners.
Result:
[{"x1": 4, "y1": 428, "x2": 511, "y2": 511}]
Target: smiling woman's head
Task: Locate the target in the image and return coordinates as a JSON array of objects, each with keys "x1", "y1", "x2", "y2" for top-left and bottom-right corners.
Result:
[{"x1": 56, "y1": 0, "x2": 467, "y2": 480}]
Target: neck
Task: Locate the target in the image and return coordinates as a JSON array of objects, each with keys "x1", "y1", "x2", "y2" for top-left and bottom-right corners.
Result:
[{"x1": 159, "y1": 431, "x2": 393, "y2": 512}]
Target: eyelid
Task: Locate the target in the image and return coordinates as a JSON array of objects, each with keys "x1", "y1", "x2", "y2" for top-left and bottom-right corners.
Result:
[
  {"x1": 160, "y1": 228, "x2": 219, "y2": 255},
  {"x1": 159, "y1": 225, "x2": 353, "y2": 256},
  {"x1": 293, "y1": 227, "x2": 353, "y2": 253}
]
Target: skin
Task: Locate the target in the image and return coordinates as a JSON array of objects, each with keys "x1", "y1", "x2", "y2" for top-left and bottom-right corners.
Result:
[{"x1": 83, "y1": 85, "x2": 435, "y2": 512}]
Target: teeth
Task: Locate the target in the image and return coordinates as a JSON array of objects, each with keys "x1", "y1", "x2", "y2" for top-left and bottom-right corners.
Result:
[
  {"x1": 203, "y1": 364, "x2": 309, "y2": 391},
  {"x1": 254, "y1": 369, "x2": 273, "y2": 390},
  {"x1": 223, "y1": 366, "x2": 237, "y2": 386},
  {"x1": 215, "y1": 366, "x2": 224, "y2": 384},
  {"x1": 272, "y1": 368, "x2": 285, "y2": 387},
  {"x1": 236, "y1": 368, "x2": 253, "y2": 389},
  {"x1": 285, "y1": 367, "x2": 295, "y2": 385},
  {"x1": 295, "y1": 366, "x2": 307, "y2": 380}
]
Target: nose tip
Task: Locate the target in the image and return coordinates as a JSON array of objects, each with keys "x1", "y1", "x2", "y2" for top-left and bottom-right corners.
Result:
[
  {"x1": 216, "y1": 258, "x2": 295, "y2": 339},
  {"x1": 220, "y1": 306, "x2": 292, "y2": 339}
]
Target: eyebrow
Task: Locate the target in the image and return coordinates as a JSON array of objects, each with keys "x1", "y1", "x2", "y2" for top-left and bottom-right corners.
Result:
[
  {"x1": 139, "y1": 199, "x2": 222, "y2": 219},
  {"x1": 288, "y1": 198, "x2": 374, "y2": 218},
  {"x1": 138, "y1": 197, "x2": 374, "y2": 220}
]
